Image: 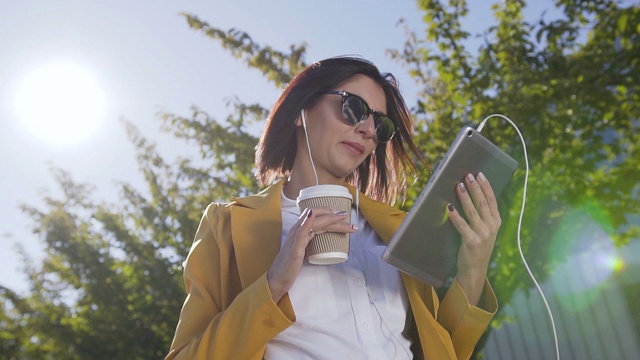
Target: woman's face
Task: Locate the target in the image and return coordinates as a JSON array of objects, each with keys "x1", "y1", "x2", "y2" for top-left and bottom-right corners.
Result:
[{"x1": 297, "y1": 74, "x2": 387, "y2": 182}]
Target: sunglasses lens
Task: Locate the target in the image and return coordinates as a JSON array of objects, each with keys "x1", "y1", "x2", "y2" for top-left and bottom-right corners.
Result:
[
  {"x1": 339, "y1": 92, "x2": 396, "y2": 142},
  {"x1": 375, "y1": 115, "x2": 397, "y2": 142},
  {"x1": 342, "y1": 95, "x2": 369, "y2": 125}
]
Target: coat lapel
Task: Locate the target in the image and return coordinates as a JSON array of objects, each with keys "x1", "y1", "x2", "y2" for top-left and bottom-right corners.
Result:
[
  {"x1": 350, "y1": 187, "x2": 406, "y2": 244},
  {"x1": 230, "y1": 181, "x2": 285, "y2": 289}
]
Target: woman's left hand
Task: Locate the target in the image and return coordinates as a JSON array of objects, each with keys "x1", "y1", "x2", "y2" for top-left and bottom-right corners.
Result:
[{"x1": 448, "y1": 172, "x2": 502, "y2": 306}]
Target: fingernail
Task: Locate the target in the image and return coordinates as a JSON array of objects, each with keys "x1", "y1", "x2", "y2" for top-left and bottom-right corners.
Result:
[
  {"x1": 307, "y1": 209, "x2": 313, "y2": 218},
  {"x1": 467, "y1": 173, "x2": 475, "y2": 183},
  {"x1": 350, "y1": 224, "x2": 359, "y2": 231},
  {"x1": 458, "y1": 182, "x2": 467, "y2": 193},
  {"x1": 478, "y1": 172, "x2": 486, "y2": 182},
  {"x1": 447, "y1": 203, "x2": 454, "y2": 212},
  {"x1": 335, "y1": 210, "x2": 348, "y2": 216}
]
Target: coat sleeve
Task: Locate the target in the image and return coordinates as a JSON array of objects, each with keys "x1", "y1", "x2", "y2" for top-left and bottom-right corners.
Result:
[
  {"x1": 436, "y1": 278, "x2": 498, "y2": 359},
  {"x1": 165, "y1": 204, "x2": 295, "y2": 360}
]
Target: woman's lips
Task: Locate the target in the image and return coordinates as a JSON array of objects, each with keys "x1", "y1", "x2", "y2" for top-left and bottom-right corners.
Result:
[{"x1": 342, "y1": 141, "x2": 365, "y2": 156}]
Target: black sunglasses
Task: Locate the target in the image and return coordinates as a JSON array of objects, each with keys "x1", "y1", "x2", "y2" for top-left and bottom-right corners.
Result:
[{"x1": 320, "y1": 90, "x2": 397, "y2": 142}]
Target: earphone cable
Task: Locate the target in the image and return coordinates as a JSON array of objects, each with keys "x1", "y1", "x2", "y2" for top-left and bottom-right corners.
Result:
[
  {"x1": 301, "y1": 110, "x2": 319, "y2": 186},
  {"x1": 478, "y1": 114, "x2": 559, "y2": 360}
]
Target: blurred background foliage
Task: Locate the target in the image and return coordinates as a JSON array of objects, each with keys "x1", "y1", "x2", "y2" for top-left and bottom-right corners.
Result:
[{"x1": 1, "y1": 0, "x2": 638, "y2": 358}]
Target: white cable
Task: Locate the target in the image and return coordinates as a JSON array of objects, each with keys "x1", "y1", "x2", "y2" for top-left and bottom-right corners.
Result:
[
  {"x1": 302, "y1": 109, "x2": 359, "y2": 227},
  {"x1": 355, "y1": 184, "x2": 360, "y2": 228},
  {"x1": 477, "y1": 114, "x2": 559, "y2": 360},
  {"x1": 301, "y1": 110, "x2": 319, "y2": 186},
  {"x1": 367, "y1": 286, "x2": 413, "y2": 359}
]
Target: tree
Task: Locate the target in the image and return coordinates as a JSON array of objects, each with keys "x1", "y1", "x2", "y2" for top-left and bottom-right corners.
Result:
[
  {"x1": 391, "y1": 0, "x2": 639, "y2": 354},
  {"x1": 1, "y1": 0, "x2": 638, "y2": 358},
  {"x1": 393, "y1": 0, "x2": 639, "y2": 298}
]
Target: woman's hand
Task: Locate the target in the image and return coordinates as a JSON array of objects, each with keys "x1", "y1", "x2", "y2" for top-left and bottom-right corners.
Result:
[
  {"x1": 267, "y1": 207, "x2": 357, "y2": 303},
  {"x1": 448, "y1": 172, "x2": 502, "y2": 306}
]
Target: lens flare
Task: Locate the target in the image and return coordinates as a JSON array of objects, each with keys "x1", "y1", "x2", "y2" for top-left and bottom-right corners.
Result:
[
  {"x1": 603, "y1": 256, "x2": 625, "y2": 273},
  {"x1": 549, "y1": 197, "x2": 623, "y2": 312}
]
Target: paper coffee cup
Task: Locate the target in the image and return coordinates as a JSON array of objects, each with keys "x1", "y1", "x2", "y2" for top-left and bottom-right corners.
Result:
[{"x1": 297, "y1": 185, "x2": 353, "y2": 265}]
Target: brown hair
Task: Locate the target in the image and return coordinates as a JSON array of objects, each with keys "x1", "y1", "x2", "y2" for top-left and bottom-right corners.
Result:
[{"x1": 255, "y1": 56, "x2": 422, "y2": 204}]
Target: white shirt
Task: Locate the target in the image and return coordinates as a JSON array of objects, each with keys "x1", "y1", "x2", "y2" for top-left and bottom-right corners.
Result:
[{"x1": 264, "y1": 192, "x2": 413, "y2": 360}]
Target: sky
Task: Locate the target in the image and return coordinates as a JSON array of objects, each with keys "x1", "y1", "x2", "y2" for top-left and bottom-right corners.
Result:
[{"x1": 0, "y1": 0, "x2": 560, "y2": 295}]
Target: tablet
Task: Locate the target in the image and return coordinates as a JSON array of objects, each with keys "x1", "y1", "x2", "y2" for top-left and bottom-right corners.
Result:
[{"x1": 382, "y1": 126, "x2": 519, "y2": 287}]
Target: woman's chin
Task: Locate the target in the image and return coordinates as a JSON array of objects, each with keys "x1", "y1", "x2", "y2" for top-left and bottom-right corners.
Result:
[{"x1": 333, "y1": 168, "x2": 358, "y2": 181}]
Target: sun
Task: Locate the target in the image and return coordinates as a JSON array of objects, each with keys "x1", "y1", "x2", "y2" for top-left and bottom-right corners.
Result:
[{"x1": 14, "y1": 62, "x2": 106, "y2": 146}]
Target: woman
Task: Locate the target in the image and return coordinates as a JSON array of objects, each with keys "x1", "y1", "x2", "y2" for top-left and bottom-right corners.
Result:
[{"x1": 166, "y1": 56, "x2": 500, "y2": 359}]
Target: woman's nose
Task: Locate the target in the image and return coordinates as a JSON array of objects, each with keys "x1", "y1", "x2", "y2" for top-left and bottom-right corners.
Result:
[{"x1": 356, "y1": 114, "x2": 376, "y2": 139}]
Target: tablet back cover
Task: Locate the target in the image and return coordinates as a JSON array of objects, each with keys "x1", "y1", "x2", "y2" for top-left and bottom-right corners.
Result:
[{"x1": 382, "y1": 127, "x2": 518, "y2": 287}]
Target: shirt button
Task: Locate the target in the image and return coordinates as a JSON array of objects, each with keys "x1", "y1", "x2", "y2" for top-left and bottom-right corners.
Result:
[
  {"x1": 354, "y1": 278, "x2": 363, "y2": 286},
  {"x1": 363, "y1": 322, "x2": 371, "y2": 330}
]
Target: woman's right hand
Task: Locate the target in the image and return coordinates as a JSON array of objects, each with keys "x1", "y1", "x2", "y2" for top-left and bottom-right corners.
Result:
[{"x1": 267, "y1": 207, "x2": 357, "y2": 303}]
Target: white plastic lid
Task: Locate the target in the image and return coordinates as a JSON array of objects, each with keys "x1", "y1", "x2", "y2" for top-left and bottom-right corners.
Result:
[{"x1": 297, "y1": 184, "x2": 353, "y2": 202}]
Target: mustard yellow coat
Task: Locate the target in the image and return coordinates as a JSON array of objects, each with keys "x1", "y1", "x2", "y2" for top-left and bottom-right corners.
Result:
[{"x1": 166, "y1": 181, "x2": 497, "y2": 360}]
